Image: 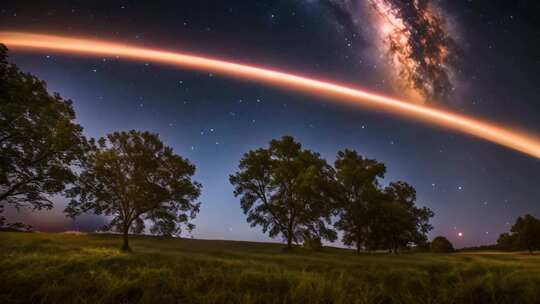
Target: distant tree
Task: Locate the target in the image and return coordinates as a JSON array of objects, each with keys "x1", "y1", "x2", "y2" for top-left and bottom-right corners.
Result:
[
  {"x1": 229, "y1": 136, "x2": 337, "y2": 249},
  {"x1": 431, "y1": 236, "x2": 454, "y2": 253},
  {"x1": 496, "y1": 232, "x2": 517, "y2": 251},
  {"x1": 372, "y1": 182, "x2": 434, "y2": 253},
  {"x1": 510, "y1": 214, "x2": 540, "y2": 253},
  {"x1": 0, "y1": 44, "x2": 85, "y2": 217},
  {"x1": 66, "y1": 130, "x2": 201, "y2": 251},
  {"x1": 333, "y1": 149, "x2": 386, "y2": 254}
]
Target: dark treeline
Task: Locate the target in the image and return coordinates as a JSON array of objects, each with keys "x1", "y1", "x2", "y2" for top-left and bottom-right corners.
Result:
[
  {"x1": 496, "y1": 214, "x2": 540, "y2": 253},
  {"x1": 459, "y1": 215, "x2": 540, "y2": 253}
]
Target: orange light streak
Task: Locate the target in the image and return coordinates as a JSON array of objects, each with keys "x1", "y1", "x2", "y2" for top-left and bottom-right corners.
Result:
[{"x1": 1, "y1": 32, "x2": 539, "y2": 159}]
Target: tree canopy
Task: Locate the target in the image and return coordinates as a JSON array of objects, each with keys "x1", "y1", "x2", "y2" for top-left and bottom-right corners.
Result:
[
  {"x1": 371, "y1": 182, "x2": 434, "y2": 252},
  {"x1": 231, "y1": 137, "x2": 433, "y2": 252},
  {"x1": 495, "y1": 214, "x2": 540, "y2": 253},
  {"x1": 431, "y1": 236, "x2": 454, "y2": 253},
  {"x1": 331, "y1": 149, "x2": 433, "y2": 253},
  {"x1": 333, "y1": 149, "x2": 386, "y2": 253},
  {"x1": 66, "y1": 130, "x2": 201, "y2": 251},
  {"x1": 0, "y1": 44, "x2": 85, "y2": 222},
  {"x1": 498, "y1": 214, "x2": 540, "y2": 253},
  {"x1": 230, "y1": 136, "x2": 337, "y2": 248}
]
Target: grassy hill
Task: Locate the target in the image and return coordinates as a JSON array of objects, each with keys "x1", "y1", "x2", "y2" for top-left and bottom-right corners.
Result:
[{"x1": 1, "y1": 232, "x2": 540, "y2": 303}]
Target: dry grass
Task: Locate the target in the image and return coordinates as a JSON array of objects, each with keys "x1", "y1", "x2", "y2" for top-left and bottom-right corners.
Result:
[{"x1": 1, "y1": 232, "x2": 540, "y2": 303}]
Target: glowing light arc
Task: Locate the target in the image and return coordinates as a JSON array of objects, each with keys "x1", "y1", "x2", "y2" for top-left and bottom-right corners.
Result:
[{"x1": 1, "y1": 32, "x2": 540, "y2": 160}]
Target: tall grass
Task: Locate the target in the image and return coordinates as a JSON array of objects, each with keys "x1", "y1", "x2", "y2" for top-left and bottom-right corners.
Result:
[{"x1": 1, "y1": 232, "x2": 540, "y2": 303}]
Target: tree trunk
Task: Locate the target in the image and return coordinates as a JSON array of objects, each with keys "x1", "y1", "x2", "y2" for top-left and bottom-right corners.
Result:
[
  {"x1": 286, "y1": 215, "x2": 294, "y2": 250},
  {"x1": 121, "y1": 227, "x2": 131, "y2": 252},
  {"x1": 287, "y1": 232, "x2": 293, "y2": 249}
]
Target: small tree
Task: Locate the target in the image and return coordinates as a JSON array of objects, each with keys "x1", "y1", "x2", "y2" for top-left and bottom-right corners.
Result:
[
  {"x1": 510, "y1": 214, "x2": 540, "y2": 253},
  {"x1": 333, "y1": 149, "x2": 386, "y2": 254},
  {"x1": 0, "y1": 44, "x2": 85, "y2": 215},
  {"x1": 431, "y1": 236, "x2": 454, "y2": 253},
  {"x1": 66, "y1": 130, "x2": 201, "y2": 251},
  {"x1": 230, "y1": 136, "x2": 337, "y2": 249}
]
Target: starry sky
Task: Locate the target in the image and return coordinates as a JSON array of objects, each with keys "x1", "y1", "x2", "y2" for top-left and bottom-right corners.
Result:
[{"x1": 2, "y1": 0, "x2": 540, "y2": 248}]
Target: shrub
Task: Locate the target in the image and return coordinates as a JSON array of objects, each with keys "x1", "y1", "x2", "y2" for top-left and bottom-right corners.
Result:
[
  {"x1": 431, "y1": 236, "x2": 454, "y2": 253},
  {"x1": 303, "y1": 235, "x2": 323, "y2": 251}
]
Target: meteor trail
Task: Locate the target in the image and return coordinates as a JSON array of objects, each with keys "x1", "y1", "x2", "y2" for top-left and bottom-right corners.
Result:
[{"x1": 1, "y1": 32, "x2": 540, "y2": 159}]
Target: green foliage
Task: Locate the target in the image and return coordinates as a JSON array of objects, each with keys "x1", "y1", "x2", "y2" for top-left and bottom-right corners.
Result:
[
  {"x1": 370, "y1": 182, "x2": 434, "y2": 252},
  {"x1": 333, "y1": 149, "x2": 386, "y2": 253},
  {"x1": 495, "y1": 215, "x2": 540, "y2": 253},
  {"x1": 0, "y1": 44, "x2": 85, "y2": 214},
  {"x1": 66, "y1": 131, "x2": 201, "y2": 250},
  {"x1": 3, "y1": 232, "x2": 540, "y2": 304},
  {"x1": 332, "y1": 149, "x2": 433, "y2": 253},
  {"x1": 431, "y1": 236, "x2": 454, "y2": 253},
  {"x1": 509, "y1": 214, "x2": 540, "y2": 253},
  {"x1": 230, "y1": 136, "x2": 337, "y2": 248},
  {"x1": 496, "y1": 233, "x2": 517, "y2": 251},
  {"x1": 231, "y1": 140, "x2": 433, "y2": 252}
]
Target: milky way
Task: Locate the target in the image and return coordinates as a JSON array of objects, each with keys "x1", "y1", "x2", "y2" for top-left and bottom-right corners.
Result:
[{"x1": 315, "y1": 0, "x2": 458, "y2": 103}]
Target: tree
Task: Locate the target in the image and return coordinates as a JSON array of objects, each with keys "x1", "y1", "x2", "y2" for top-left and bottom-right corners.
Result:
[
  {"x1": 333, "y1": 149, "x2": 386, "y2": 254},
  {"x1": 371, "y1": 182, "x2": 434, "y2": 253},
  {"x1": 431, "y1": 236, "x2": 454, "y2": 253},
  {"x1": 510, "y1": 214, "x2": 540, "y2": 253},
  {"x1": 496, "y1": 232, "x2": 517, "y2": 251},
  {"x1": 229, "y1": 136, "x2": 337, "y2": 249},
  {"x1": 65, "y1": 130, "x2": 201, "y2": 251},
  {"x1": 0, "y1": 44, "x2": 85, "y2": 217}
]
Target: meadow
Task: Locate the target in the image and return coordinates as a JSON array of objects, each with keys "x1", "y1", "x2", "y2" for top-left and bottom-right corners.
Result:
[{"x1": 1, "y1": 232, "x2": 539, "y2": 304}]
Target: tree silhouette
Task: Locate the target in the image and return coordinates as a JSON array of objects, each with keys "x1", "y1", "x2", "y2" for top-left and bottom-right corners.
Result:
[
  {"x1": 496, "y1": 233, "x2": 517, "y2": 251},
  {"x1": 230, "y1": 136, "x2": 336, "y2": 249},
  {"x1": 0, "y1": 44, "x2": 85, "y2": 221},
  {"x1": 431, "y1": 236, "x2": 454, "y2": 253},
  {"x1": 333, "y1": 149, "x2": 386, "y2": 254},
  {"x1": 510, "y1": 214, "x2": 540, "y2": 253},
  {"x1": 66, "y1": 130, "x2": 201, "y2": 251}
]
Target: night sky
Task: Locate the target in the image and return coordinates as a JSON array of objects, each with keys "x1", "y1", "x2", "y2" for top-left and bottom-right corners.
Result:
[{"x1": 2, "y1": 0, "x2": 540, "y2": 248}]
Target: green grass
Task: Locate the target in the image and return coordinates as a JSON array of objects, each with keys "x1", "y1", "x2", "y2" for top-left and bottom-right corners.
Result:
[{"x1": 2, "y1": 232, "x2": 540, "y2": 303}]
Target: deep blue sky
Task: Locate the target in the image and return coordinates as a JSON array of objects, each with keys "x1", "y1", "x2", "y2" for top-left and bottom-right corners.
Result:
[{"x1": 2, "y1": 0, "x2": 540, "y2": 247}]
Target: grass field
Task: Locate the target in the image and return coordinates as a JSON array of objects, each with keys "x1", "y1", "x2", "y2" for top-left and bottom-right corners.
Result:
[{"x1": 1, "y1": 232, "x2": 540, "y2": 304}]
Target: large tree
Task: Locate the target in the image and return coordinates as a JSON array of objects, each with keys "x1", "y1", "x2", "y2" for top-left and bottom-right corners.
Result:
[
  {"x1": 372, "y1": 182, "x2": 434, "y2": 253},
  {"x1": 333, "y1": 149, "x2": 386, "y2": 254},
  {"x1": 0, "y1": 44, "x2": 85, "y2": 220},
  {"x1": 230, "y1": 136, "x2": 337, "y2": 249},
  {"x1": 65, "y1": 130, "x2": 201, "y2": 251}
]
